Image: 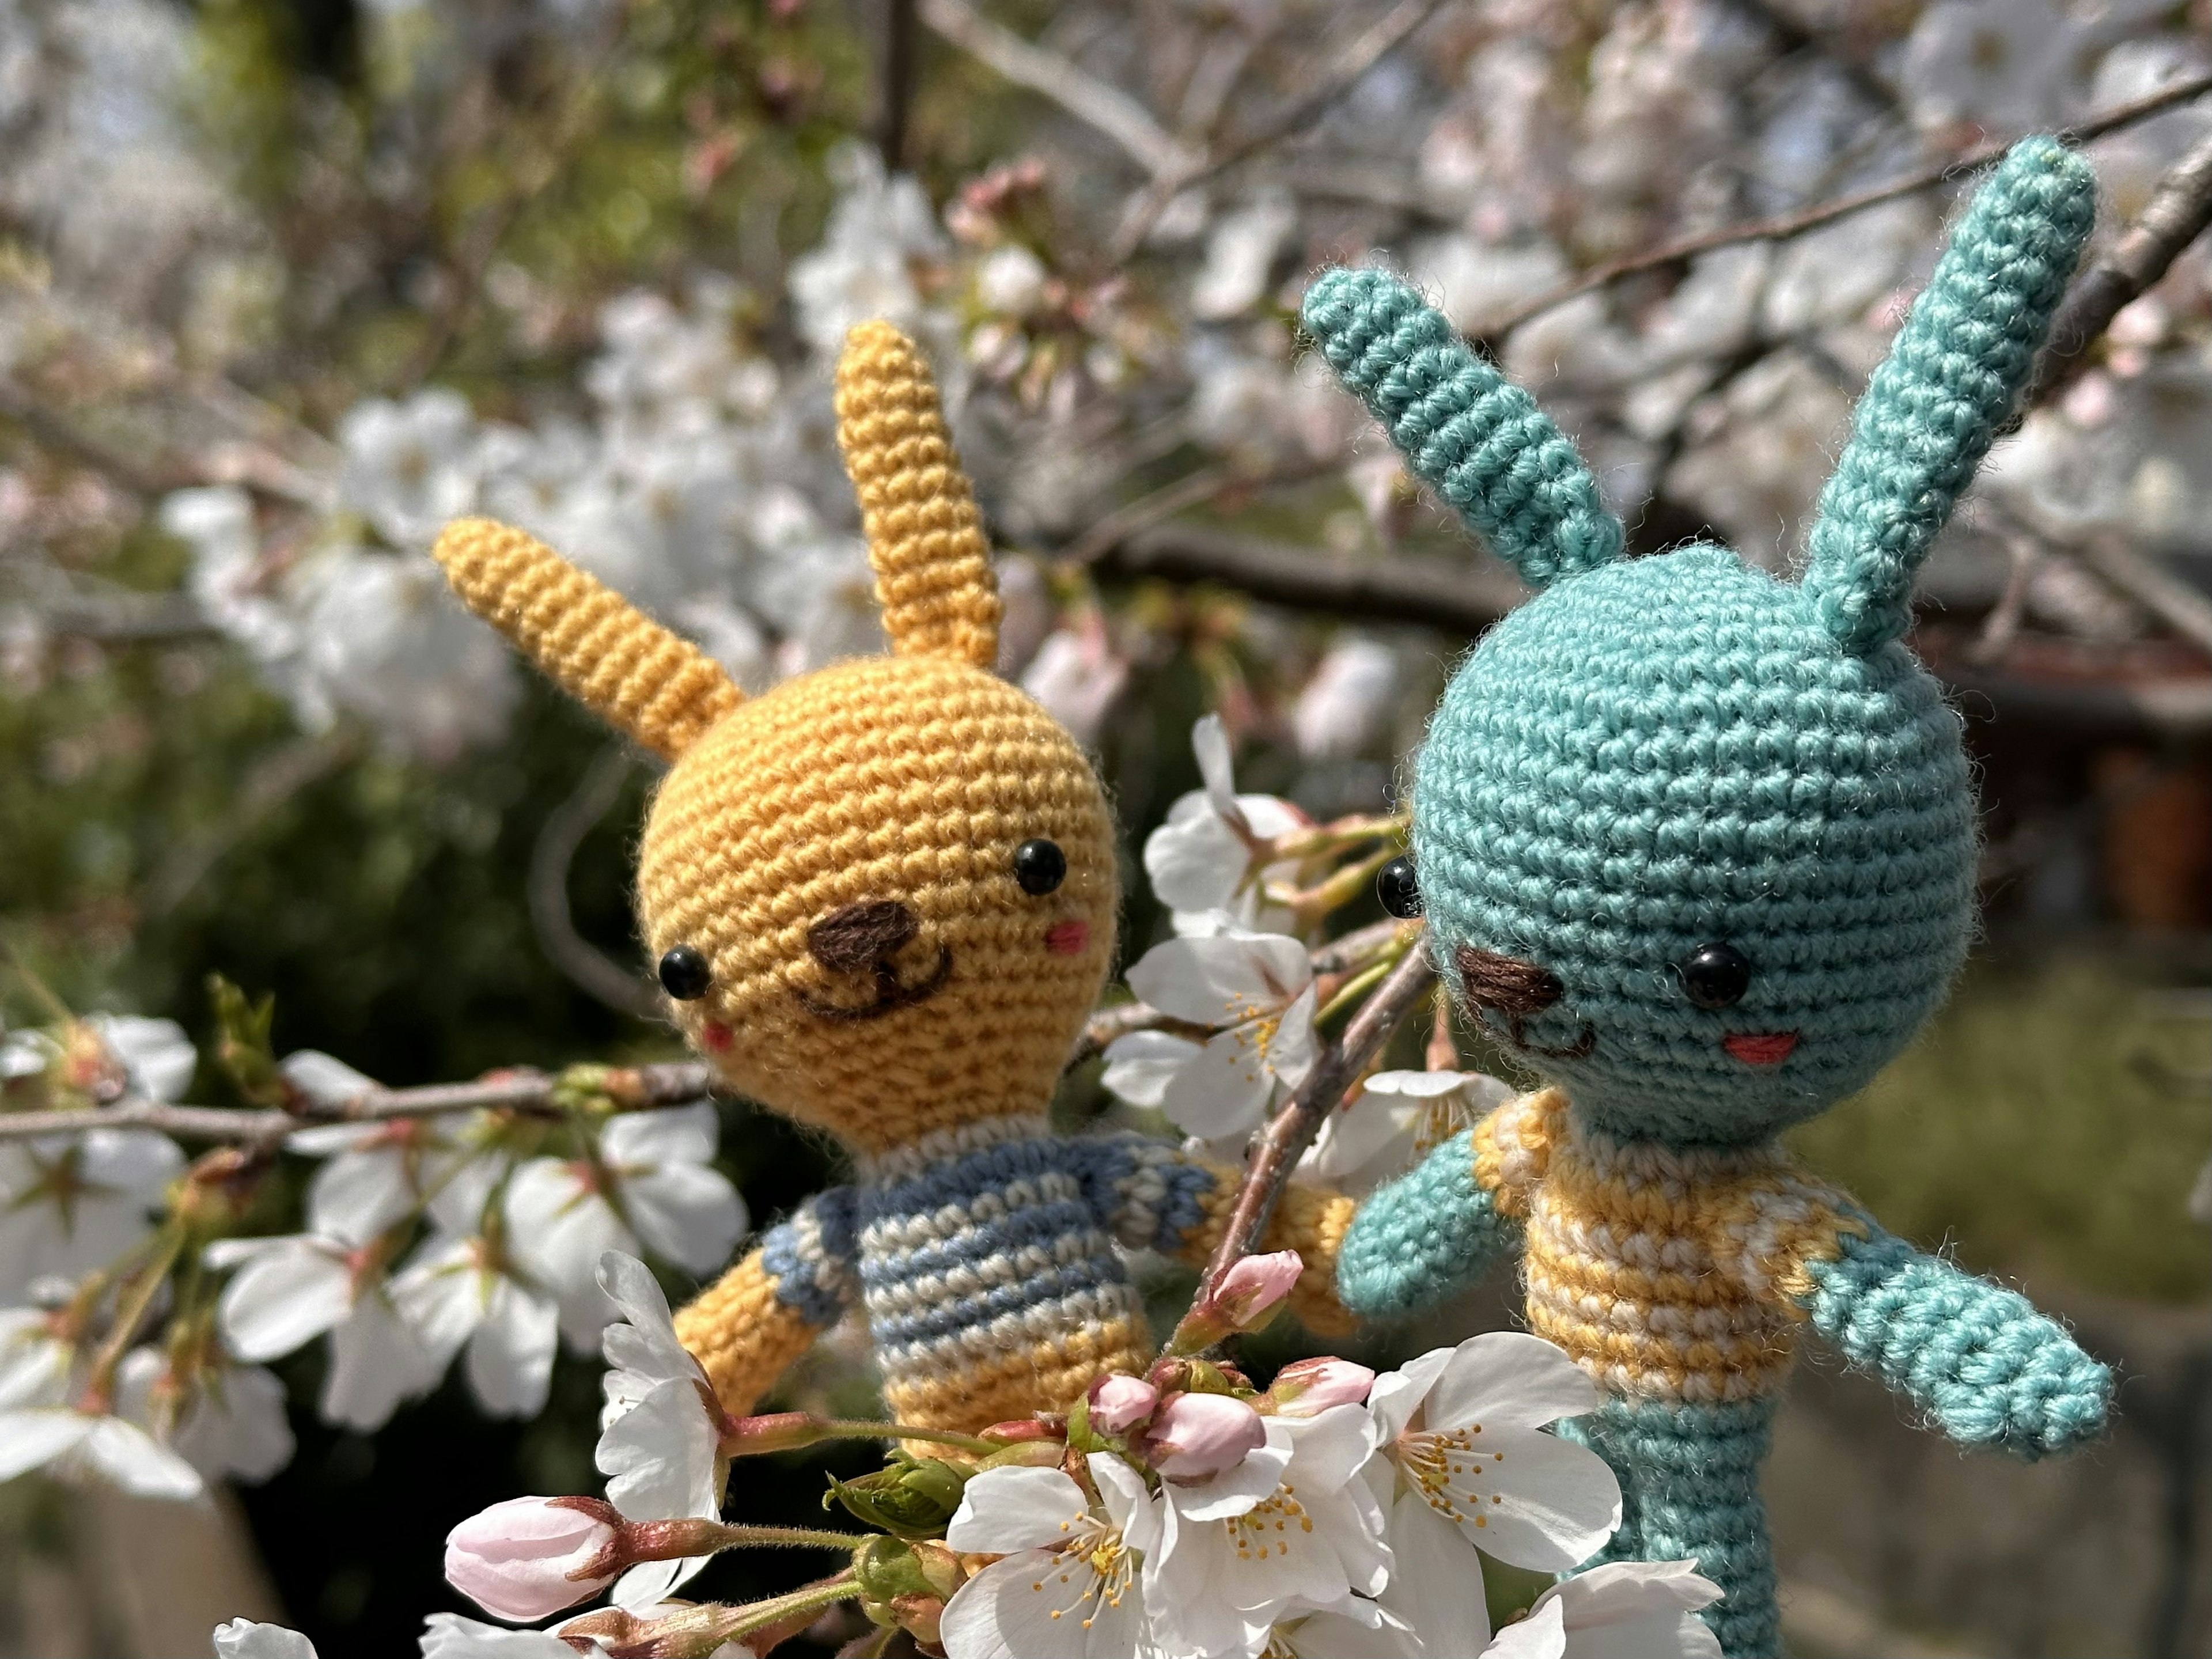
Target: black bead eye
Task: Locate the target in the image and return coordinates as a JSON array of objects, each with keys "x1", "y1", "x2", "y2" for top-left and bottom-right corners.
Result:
[
  {"x1": 1377, "y1": 855, "x2": 1422, "y2": 919},
  {"x1": 658, "y1": 945, "x2": 713, "y2": 1001},
  {"x1": 1676, "y1": 942, "x2": 1752, "y2": 1010},
  {"x1": 1013, "y1": 838, "x2": 1067, "y2": 896}
]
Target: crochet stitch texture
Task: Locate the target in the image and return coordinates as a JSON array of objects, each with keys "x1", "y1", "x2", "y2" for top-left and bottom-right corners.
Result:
[
  {"x1": 435, "y1": 321, "x2": 1353, "y2": 1434},
  {"x1": 1306, "y1": 138, "x2": 2112, "y2": 1657}
]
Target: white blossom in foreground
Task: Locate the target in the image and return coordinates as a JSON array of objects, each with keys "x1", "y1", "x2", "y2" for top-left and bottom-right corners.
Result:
[
  {"x1": 0, "y1": 1127, "x2": 185, "y2": 1303},
  {"x1": 592, "y1": 1252, "x2": 725, "y2": 1608},
  {"x1": 940, "y1": 1456, "x2": 1155, "y2": 1659},
  {"x1": 1142, "y1": 1403, "x2": 1391, "y2": 1657},
  {"x1": 392, "y1": 1234, "x2": 561, "y2": 1419},
  {"x1": 445, "y1": 1495, "x2": 618, "y2": 1622},
  {"x1": 1367, "y1": 1335, "x2": 1622, "y2": 1649},
  {"x1": 207, "y1": 1225, "x2": 441, "y2": 1430},
  {"x1": 1300, "y1": 1069, "x2": 1516, "y2": 1196},
  {"x1": 1483, "y1": 1562, "x2": 1722, "y2": 1659},
  {"x1": 213, "y1": 1619, "x2": 319, "y2": 1659},
  {"x1": 505, "y1": 1104, "x2": 745, "y2": 1350},
  {"x1": 1142, "y1": 715, "x2": 1309, "y2": 926},
  {"x1": 1112, "y1": 929, "x2": 1317, "y2": 1141}
]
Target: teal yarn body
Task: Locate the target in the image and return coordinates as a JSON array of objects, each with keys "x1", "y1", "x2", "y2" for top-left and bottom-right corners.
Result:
[
  {"x1": 1560, "y1": 1399, "x2": 1784, "y2": 1659},
  {"x1": 1310, "y1": 137, "x2": 2115, "y2": 1658}
]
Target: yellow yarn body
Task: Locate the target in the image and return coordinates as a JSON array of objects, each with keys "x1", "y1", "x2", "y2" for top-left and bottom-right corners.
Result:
[
  {"x1": 433, "y1": 320, "x2": 1355, "y2": 1436},
  {"x1": 1477, "y1": 1089, "x2": 1863, "y2": 1404}
]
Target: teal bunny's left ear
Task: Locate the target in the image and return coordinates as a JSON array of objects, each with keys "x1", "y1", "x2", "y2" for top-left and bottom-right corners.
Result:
[{"x1": 1801, "y1": 136, "x2": 2097, "y2": 654}]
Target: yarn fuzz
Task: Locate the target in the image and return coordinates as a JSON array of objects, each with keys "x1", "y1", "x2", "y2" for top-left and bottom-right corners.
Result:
[
  {"x1": 1311, "y1": 139, "x2": 2114, "y2": 1658},
  {"x1": 434, "y1": 321, "x2": 1353, "y2": 1435}
]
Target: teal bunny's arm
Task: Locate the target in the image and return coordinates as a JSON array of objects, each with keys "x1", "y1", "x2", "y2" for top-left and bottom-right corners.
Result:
[
  {"x1": 1336, "y1": 1128, "x2": 1519, "y2": 1320},
  {"x1": 1799, "y1": 1218, "x2": 2110, "y2": 1458}
]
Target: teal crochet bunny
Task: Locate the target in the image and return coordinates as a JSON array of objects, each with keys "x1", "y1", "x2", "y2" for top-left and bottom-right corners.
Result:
[{"x1": 1307, "y1": 137, "x2": 2112, "y2": 1658}]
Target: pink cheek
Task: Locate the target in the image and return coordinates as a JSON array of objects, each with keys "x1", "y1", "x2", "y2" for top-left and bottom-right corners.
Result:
[
  {"x1": 1046, "y1": 920, "x2": 1091, "y2": 957},
  {"x1": 701, "y1": 1021, "x2": 733, "y2": 1053}
]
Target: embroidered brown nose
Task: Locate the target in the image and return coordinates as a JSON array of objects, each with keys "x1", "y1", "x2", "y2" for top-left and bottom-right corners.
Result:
[
  {"x1": 808, "y1": 900, "x2": 919, "y2": 974},
  {"x1": 1455, "y1": 946, "x2": 1564, "y2": 1016}
]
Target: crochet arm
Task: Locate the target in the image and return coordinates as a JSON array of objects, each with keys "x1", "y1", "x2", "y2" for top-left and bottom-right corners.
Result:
[
  {"x1": 1080, "y1": 1135, "x2": 1358, "y2": 1337},
  {"x1": 1335, "y1": 1128, "x2": 1517, "y2": 1320},
  {"x1": 673, "y1": 1187, "x2": 858, "y2": 1418},
  {"x1": 1798, "y1": 1218, "x2": 2110, "y2": 1459}
]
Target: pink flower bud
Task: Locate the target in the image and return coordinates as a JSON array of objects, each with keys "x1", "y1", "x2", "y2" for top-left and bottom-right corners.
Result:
[
  {"x1": 1213, "y1": 1250, "x2": 1302, "y2": 1328},
  {"x1": 444, "y1": 1496, "x2": 618, "y2": 1622},
  {"x1": 1087, "y1": 1373, "x2": 1160, "y2": 1435},
  {"x1": 1142, "y1": 1391, "x2": 1266, "y2": 1480},
  {"x1": 1262, "y1": 1356, "x2": 1376, "y2": 1417}
]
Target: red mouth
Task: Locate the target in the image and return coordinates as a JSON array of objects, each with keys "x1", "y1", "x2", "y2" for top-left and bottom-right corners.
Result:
[
  {"x1": 1046, "y1": 919, "x2": 1091, "y2": 957},
  {"x1": 1722, "y1": 1031, "x2": 1798, "y2": 1066}
]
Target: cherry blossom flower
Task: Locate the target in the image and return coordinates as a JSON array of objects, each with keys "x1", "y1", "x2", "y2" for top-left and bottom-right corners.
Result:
[
  {"x1": 505, "y1": 1104, "x2": 745, "y2": 1350},
  {"x1": 338, "y1": 388, "x2": 481, "y2": 550},
  {"x1": 86, "y1": 1014, "x2": 199, "y2": 1101},
  {"x1": 285, "y1": 1050, "x2": 471, "y2": 1241},
  {"x1": 1301, "y1": 1069, "x2": 1515, "y2": 1197},
  {"x1": 417, "y1": 1614, "x2": 586, "y2": 1657},
  {"x1": 0, "y1": 1306, "x2": 78, "y2": 1410},
  {"x1": 445, "y1": 1496, "x2": 618, "y2": 1622},
  {"x1": 1264, "y1": 1597, "x2": 1421, "y2": 1658},
  {"x1": 940, "y1": 1456, "x2": 1155, "y2": 1659},
  {"x1": 593, "y1": 1253, "x2": 726, "y2": 1609},
  {"x1": 1141, "y1": 716, "x2": 1309, "y2": 926},
  {"x1": 1085, "y1": 1373, "x2": 1158, "y2": 1435},
  {"x1": 1141, "y1": 1391, "x2": 1267, "y2": 1480},
  {"x1": 1112, "y1": 927, "x2": 1317, "y2": 1139},
  {"x1": 392, "y1": 1233, "x2": 561, "y2": 1419},
  {"x1": 213, "y1": 1619, "x2": 319, "y2": 1659},
  {"x1": 1483, "y1": 1562, "x2": 1722, "y2": 1659},
  {"x1": 0, "y1": 1393, "x2": 205, "y2": 1499},
  {"x1": 1020, "y1": 619, "x2": 1130, "y2": 746},
  {"x1": 0, "y1": 1127, "x2": 185, "y2": 1303},
  {"x1": 1260, "y1": 1358, "x2": 1376, "y2": 1419},
  {"x1": 1366, "y1": 1335, "x2": 1622, "y2": 1650},
  {"x1": 207, "y1": 1225, "x2": 441, "y2": 1430},
  {"x1": 119, "y1": 1347, "x2": 294, "y2": 1484},
  {"x1": 1291, "y1": 639, "x2": 1399, "y2": 763},
  {"x1": 1141, "y1": 1403, "x2": 1391, "y2": 1657}
]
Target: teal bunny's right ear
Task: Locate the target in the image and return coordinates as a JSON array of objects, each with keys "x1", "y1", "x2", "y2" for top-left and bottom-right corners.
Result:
[
  {"x1": 1801, "y1": 136, "x2": 2096, "y2": 654},
  {"x1": 1300, "y1": 267, "x2": 1624, "y2": 590}
]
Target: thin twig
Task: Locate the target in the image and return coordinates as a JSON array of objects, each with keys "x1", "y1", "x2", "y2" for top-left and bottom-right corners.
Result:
[
  {"x1": 2025, "y1": 123, "x2": 2212, "y2": 408},
  {"x1": 1483, "y1": 71, "x2": 2212, "y2": 339},
  {"x1": 529, "y1": 744, "x2": 662, "y2": 1020},
  {"x1": 1109, "y1": 0, "x2": 1452, "y2": 260},
  {"x1": 2076, "y1": 536, "x2": 2212, "y2": 661},
  {"x1": 878, "y1": 0, "x2": 920, "y2": 171},
  {"x1": 918, "y1": 0, "x2": 1197, "y2": 179},
  {"x1": 0, "y1": 1060, "x2": 717, "y2": 1145},
  {"x1": 1197, "y1": 937, "x2": 1435, "y2": 1294}
]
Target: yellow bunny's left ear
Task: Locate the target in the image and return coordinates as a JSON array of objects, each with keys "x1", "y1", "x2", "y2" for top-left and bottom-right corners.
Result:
[{"x1": 834, "y1": 321, "x2": 1000, "y2": 668}]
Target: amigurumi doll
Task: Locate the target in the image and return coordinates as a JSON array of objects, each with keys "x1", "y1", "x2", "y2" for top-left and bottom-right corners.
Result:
[
  {"x1": 431, "y1": 321, "x2": 1354, "y2": 1436},
  {"x1": 1304, "y1": 137, "x2": 2113, "y2": 1657}
]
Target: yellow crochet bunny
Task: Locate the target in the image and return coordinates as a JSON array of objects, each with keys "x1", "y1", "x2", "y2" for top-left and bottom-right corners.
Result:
[{"x1": 434, "y1": 323, "x2": 1353, "y2": 1434}]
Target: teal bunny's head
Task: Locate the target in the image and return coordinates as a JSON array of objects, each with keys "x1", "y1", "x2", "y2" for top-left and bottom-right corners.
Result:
[{"x1": 1303, "y1": 138, "x2": 2095, "y2": 1145}]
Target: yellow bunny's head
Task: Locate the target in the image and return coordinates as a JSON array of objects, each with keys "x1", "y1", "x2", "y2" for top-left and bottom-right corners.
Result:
[{"x1": 434, "y1": 323, "x2": 1117, "y2": 1154}]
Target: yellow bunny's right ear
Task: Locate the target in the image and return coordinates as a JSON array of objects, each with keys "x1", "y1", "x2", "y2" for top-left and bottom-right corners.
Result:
[
  {"x1": 433, "y1": 517, "x2": 740, "y2": 761},
  {"x1": 834, "y1": 321, "x2": 1000, "y2": 668}
]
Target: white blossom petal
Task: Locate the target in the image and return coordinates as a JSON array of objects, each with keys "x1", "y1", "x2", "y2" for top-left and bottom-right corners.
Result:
[
  {"x1": 215, "y1": 1240, "x2": 355, "y2": 1362},
  {"x1": 1099, "y1": 1030, "x2": 1203, "y2": 1110},
  {"x1": 213, "y1": 1618, "x2": 320, "y2": 1659},
  {"x1": 946, "y1": 1465, "x2": 1090, "y2": 1553},
  {"x1": 1428, "y1": 1332, "x2": 1604, "y2": 1433}
]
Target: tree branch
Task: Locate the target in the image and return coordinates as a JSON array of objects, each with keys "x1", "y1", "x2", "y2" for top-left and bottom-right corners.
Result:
[
  {"x1": 1108, "y1": 0, "x2": 1452, "y2": 260},
  {"x1": 529, "y1": 744, "x2": 663, "y2": 1021},
  {"x1": 1091, "y1": 521, "x2": 1527, "y2": 631},
  {"x1": 1484, "y1": 71, "x2": 2212, "y2": 340},
  {"x1": 1198, "y1": 937, "x2": 1435, "y2": 1293},
  {"x1": 0, "y1": 1060, "x2": 717, "y2": 1145},
  {"x1": 918, "y1": 0, "x2": 1197, "y2": 179},
  {"x1": 2025, "y1": 123, "x2": 2212, "y2": 408}
]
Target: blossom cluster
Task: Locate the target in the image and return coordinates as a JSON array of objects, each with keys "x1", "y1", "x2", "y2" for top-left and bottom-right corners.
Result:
[
  {"x1": 331, "y1": 1247, "x2": 1720, "y2": 1659},
  {"x1": 0, "y1": 1009, "x2": 744, "y2": 1503}
]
